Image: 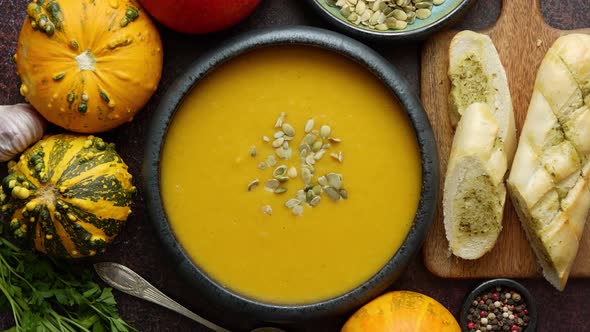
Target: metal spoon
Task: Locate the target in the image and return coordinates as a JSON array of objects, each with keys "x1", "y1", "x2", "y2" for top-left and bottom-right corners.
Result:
[{"x1": 94, "y1": 262, "x2": 285, "y2": 332}]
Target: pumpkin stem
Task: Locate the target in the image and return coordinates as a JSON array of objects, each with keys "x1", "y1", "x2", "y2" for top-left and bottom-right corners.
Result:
[{"x1": 75, "y1": 50, "x2": 96, "y2": 72}]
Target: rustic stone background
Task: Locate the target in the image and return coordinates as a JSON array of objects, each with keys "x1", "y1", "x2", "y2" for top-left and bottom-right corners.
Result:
[{"x1": 0, "y1": 0, "x2": 589, "y2": 331}]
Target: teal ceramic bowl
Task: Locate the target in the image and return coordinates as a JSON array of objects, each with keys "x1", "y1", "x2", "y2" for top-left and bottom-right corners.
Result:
[{"x1": 307, "y1": 0, "x2": 476, "y2": 40}]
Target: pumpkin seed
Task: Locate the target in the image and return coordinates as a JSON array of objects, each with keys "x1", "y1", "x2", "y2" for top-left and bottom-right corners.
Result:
[
  {"x1": 274, "y1": 131, "x2": 285, "y2": 139},
  {"x1": 250, "y1": 146, "x2": 257, "y2": 157},
  {"x1": 328, "y1": 137, "x2": 342, "y2": 143},
  {"x1": 320, "y1": 125, "x2": 331, "y2": 138},
  {"x1": 347, "y1": 13, "x2": 359, "y2": 23},
  {"x1": 272, "y1": 137, "x2": 284, "y2": 148},
  {"x1": 273, "y1": 165, "x2": 288, "y2": 177},
  {"x1": 274, "y1": 187, "x2": 288, "y2": 194},
  {"x1": 285, "y1": 198, "x2": 301, "y2": 209},
  {"x1": 327, "y1": 173, "x2": 343, "y2": 190},
  {"x1": 296, "y1": 189, "x2": 306, "y2": 201},
  {"x1": 313, "y1": 185, "x2": 323, "y2": 195},
  {"x1": 292, "y1": 205, "x2": 304, "y2": 216},
  {"x1": 325, "y1": 186, "x2": 341, "y2": 201},
  {"x1": 275, "y1": 112, "x2": 286, "y2": 128},
  {"x1": 261, "y1": 205, "x2": 273, "y2": 216},
  {"x1": 339, "y1": 189, "x2": 349, "y2": 199},
  {"x1": 355, "y1": 0, "x2": 366, "y2": 14},
  {"x1": 415, "y1": 1, "x2": 432, "y2": 9},
  {"x1": 288, "y1": 167, "x2": 298, "y2": 178},
  {"x1": 327, "y1": 0, "x2": 338, "y2": 6},
  {"x1": 276, "y1": 176, "x2": 289, "y2": 182},
  {"x1": 265, "y1": 179, "x2": 280, "y2": 191},
  {"x1": 416, "y1": 8, "x2": 431, "y2": 19},
  {"x1": 267, "y1": 155, "x2": 277, "y2": 167},
  {"x1": 318, "y1": 175, "x2": 328, "y2": 186},
  {"x1": 331, "y1": 151, "x2": 344, "y2": 163},
  {"x1": 340, "y1": 6, "x2": 353, "y2": 17},
  {"x1": 247, "y1": 179, "x2": 259, "y2": 191},
  {"x1": 305, "y1": 155, "x2": 316, "y2": 166},
  {"x1": 375, "y1": 23, "x2": 388, "y2": 31},
  {"x1": 262, "y1": 136, "x2": 270, "y2": 142},
  {"x1": 275, "y1": 147, "x2": 291, "y2": 160},
  {"x1": 282, "y1": 141, "x2": 289, "y2": 149},
  {"x1": 306, "y1": 190, "x2": 315, "y2": 202},
  {"x1": 312, "y1": 140, "x2": 323, "y2": 152},
  {"x1": 305, "y1": 119, "x2": 315, "y2": 133},
  {"x1": 301, "y1": 167, "x2": 312, "y2": 184},
  {"x1": 314, "y1": 149, "x2": 326, "y2": 160},
  {"x1": 258, "y1": 162, "x2": 267, "y2": 170},
  {"x1": 304, "y1": 133, "x2": 317, "y2": 145},
  {"x1": 433, "y1": 0, "x2": 445, "y2": 4},
  {"x1": 392, "y1": 8, "x2": 407, "y2": 20},
  {"x1": 310, "y1": 196, "x2": 321, "y2": 207},
  {"x1": 282, "y1": 123, "x2": 295, "y2": 137}
]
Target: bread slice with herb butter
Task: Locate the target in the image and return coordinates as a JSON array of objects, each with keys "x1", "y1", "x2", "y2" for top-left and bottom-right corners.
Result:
[
  {"x1": 448, "y1": 30, "x2": 516, "y2": 162},
  {"x1": 443, "y1": 31, "x2": 516, "y2": 260},
  {"x1": 508, "y1": 34, "x2": 590, "y2": 290}
]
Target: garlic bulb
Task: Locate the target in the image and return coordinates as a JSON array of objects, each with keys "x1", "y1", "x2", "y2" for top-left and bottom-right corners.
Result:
[{"x1": 0, "y1": 104, "x2": 46, "y2": 162}]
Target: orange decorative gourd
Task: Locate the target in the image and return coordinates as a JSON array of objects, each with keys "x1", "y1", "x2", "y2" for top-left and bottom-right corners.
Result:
[
  {"x1": 341, "y1": 291, "x2": 461, "y2": 332},
  {"x1": 15, "y1": 0, "x2": 163, "y2": 133}
]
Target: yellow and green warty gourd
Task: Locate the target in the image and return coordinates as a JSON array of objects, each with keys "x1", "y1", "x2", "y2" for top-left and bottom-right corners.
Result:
[
  {"x1": 15, "y1": 0, "x2": 163, "y2": 133},
  {"x1": 0, "y1": 134, "x2": 135, "y2": 258}
]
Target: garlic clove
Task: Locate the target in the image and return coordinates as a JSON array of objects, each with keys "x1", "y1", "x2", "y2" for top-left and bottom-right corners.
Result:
[{"x1": 0, "y1": 104, "x2": 46, "y2": 162}]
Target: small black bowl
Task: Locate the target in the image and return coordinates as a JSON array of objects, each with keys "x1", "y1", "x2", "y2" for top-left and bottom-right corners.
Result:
[
  {"x1": 144, "y1": 26, "x2": 439, "y2": 323},
  {"x1": 461, "y1": 279, "x2": 537, "y2": 332}
]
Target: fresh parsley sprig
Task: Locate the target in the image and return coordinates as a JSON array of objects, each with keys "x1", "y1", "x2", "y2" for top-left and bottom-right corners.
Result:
[{"x1": 0, "y1": 236, "x2": 136, "y2": 332}]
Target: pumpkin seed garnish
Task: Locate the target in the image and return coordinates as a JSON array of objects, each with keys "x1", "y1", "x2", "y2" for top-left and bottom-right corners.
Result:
[
  {"x1": 305, "y1": 155, "x2": 316, "y2": 166},
  {"x1": 305, "y1": 119, "x2": 314, "y2": 133},
  {"x1": 339, "y1": 189, "x2": 349, "y2": 199},
  {"x1": 275, "y1": 112, "x2": 286, "y2": 128},
  {"x1": 261, "y1": 205, "x2": 273, "y2": 216},
  {"x1": 250, "y1": 146, "x2": 257, "y2": 157},
  {"x1": 312, "y1": 140, "x2": 323, "y2": 152},
  {"x1": 331, "y1": 151, "x2": 344, "y2": 163},
  {"x1": 326, "y1": 173, "x2": 343, "y2": 190},
  {"x1": 320, "y1": 125, "x2": 331, "y2": 138},
  {"x1": 314, "y1": 149, "x2": 326, "y2": 160},
  {"x1": 282, "y1": 123, "x2": 295, "y2": 137},
  {"x1": 247, "y1": 179, "x2": 259, "y2": 191},
  {"x1": 273, "y1": 165, "x2": 288, "y2": 178},
  {"x1": 265, "y1": 179, "x2": 280, "y2": 192},
  {"x1": 275, "y1": 147, "x2": 291, "y2": 160},
  {"x1": 325, "y1": 186, "x2": 341, "y2": 201},
  {"x1": 328, "y1": 137, "x2": 342, "y2": 143},
  {"x1": 303, "y1": 133, "x2": 317, "y2": 145},
  {"x1": 301, "y1": 167, "x2": 312, "y2": 184},
  {"x1": 262, "y1": 136, "x2": 270, "y2": 142},
  {"x1": 317, "y1": 176, "x2": 328, "y2": 187},
  {"x1": 272, "y1": 137, "x2": 284, "y2": 148},
  {"x1": 292, "y1": 205, "x2": 304, "y2": 216},
  {"x1": 285, "y1": 198, "x2": 301, "y2": 209},
  {"x1": 310, "y1": 196, "x2": 321, "y2": 207},
  {"x1": 288, "y1": 167, "x2": 298, "y2": 178},
  {"x1": 296, "y1": 190, "x2": 306, "y2": 201},
  {"x1": 274, "y1": 187, "x2": 288, "y2": 194},
  {"x1": 267, "y1": 155, "x2": 277, "y2": 167},
  {"x1": 274, "y1": 131, "x2": 285, "y2": 139}
]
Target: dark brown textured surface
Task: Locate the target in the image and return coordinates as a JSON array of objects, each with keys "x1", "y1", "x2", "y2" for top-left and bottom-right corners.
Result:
[{"x1": 0, "y1": 0, "x2": 589, "y2": 331}]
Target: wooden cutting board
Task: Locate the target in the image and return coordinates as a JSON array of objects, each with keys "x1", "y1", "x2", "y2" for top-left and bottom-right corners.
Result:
[{"x1": 421, "y1": 0, "x2": 590, "y2": 278}]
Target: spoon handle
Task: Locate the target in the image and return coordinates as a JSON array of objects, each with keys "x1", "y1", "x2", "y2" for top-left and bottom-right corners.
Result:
[{"x1": 94, "y1": 262, "x2": 230, "y2": 332}]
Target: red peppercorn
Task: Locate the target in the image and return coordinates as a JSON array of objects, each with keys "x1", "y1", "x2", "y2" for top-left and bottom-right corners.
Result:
[
  {"x1": 491, "y1": 293, "x2": 499, "y2": 301},
  {"x1": 511, "y1": 324, "x2": 518, "y2": 331},
  {"x1": 479, "y1": 300, "x2": 485, "y2": 304},
  {"x1": 467, "y1": 322, "x2": 475, "y2": 329},
  {"x1": 480, "y1": 311, "x2": 487, "y2": 318},
  {"x1": 514, "y1": 313, "x2": 518, "y2": 318},
  {"x1": 524, "y1": 309, "x2": 529, "y2": 315}
]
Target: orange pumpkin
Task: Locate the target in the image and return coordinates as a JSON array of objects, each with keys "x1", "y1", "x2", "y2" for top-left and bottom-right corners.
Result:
[
  {"x1": 15, "y1": 0, "x2": 163, "y2": 133},
  {"x1": 341, "y1": 291, "x2": 461, "y2": 332}
]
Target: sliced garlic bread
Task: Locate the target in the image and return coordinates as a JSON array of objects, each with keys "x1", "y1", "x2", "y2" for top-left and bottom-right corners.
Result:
[
  {"x1": 444, "y1": 103, "x2": 508, "y2": 259},
  {"x1": 508, "y1": 34, "x2": 590, "y2": 290},
  {"x1": 443, "y1": 31, "x2": 516, "y2": 260},
  {"x1": 449, "y1": 30, "x2": 516, "y2": 161}
]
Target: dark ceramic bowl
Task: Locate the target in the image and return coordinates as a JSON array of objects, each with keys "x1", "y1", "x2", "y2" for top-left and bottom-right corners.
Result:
[
  {"x1": 460, "y1": 279, "x2": 538, "y2": 332},
  {"x1": 306, "y1": 0, "x2": 477, "y2": 41},
  {"x1": 144, "y1": 26, "x2": 439, "y2": 323}
]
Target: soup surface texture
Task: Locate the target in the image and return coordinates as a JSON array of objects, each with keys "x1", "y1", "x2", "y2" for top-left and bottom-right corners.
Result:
[{"x1": 161, "y1": 47, "x2": 421, "y2": 305}]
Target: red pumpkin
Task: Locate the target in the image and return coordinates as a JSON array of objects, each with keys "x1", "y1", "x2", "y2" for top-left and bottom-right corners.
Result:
[{"x1": 138, "y1": 0, "x2": 262, "y2": 34}]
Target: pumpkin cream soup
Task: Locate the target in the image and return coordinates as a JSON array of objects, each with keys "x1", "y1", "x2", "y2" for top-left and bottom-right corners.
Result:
[{"x1": 161, "y1": 47, "x2": 421, "y2": 305}]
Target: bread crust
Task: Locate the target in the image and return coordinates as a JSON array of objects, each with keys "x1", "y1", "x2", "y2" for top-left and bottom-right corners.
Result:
[{"x1": 508, "y1": 34, "x2": 590, "y2": 290}]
